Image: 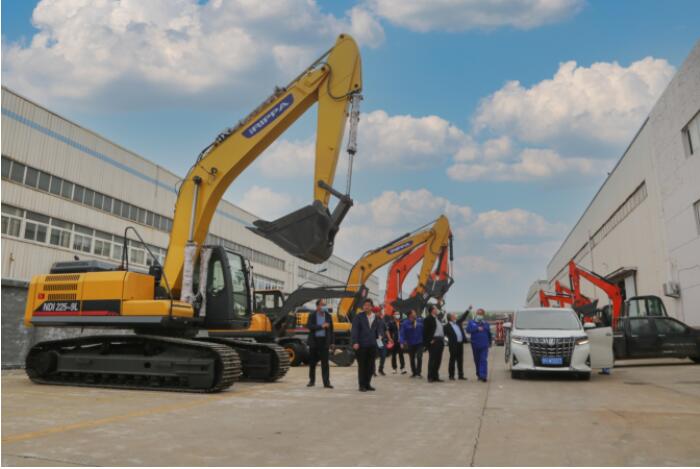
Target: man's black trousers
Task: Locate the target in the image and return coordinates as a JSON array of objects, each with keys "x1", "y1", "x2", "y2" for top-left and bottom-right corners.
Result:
[
  {"x1": 427, "y1": 339, "x2": 445, "y2": 381},
  {"x1": 356, "y1": 346, "x2": 377, "y2": 389},
  {"x1": 308, "y1": 343, "x2": 330, "y2": 385},
  {"x1": 407, "y1": 344, "x2": 423, "y2": 376},
  {"x1": 448, "y1": 343, "x2": 465, "y2": 379}
]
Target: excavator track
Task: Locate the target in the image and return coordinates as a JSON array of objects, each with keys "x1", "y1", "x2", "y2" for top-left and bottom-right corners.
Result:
[
  {"x1": 25, "y1": 335, "x2": 241, "y2": 393},
  {"x1": 200, "y1": 338, "x2": 290, "y2": 382}
]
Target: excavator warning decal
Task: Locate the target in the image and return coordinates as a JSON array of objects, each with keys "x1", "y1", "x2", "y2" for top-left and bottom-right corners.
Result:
[{"x1": 243, "y1": 94, "x2": 294, "y2": 138}]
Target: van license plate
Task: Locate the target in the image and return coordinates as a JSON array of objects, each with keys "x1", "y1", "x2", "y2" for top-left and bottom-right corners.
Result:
[{"x1": 542, "y1": 357, "x2": 563, "y2": 365}]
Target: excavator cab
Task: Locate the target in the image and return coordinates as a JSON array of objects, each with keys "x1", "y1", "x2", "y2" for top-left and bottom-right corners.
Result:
[
  {"x1": 250, "y1": 186, "x2": 353, "y2": 264},
  {"x1": 200, "y1": 246, "x2": 253, "y2": 330}
]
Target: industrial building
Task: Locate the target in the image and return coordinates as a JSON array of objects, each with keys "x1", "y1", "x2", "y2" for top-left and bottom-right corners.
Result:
[
  {"x1": 1, "y1": 86, "x2": 378, "y2": 314},
  {"x1": 538, "y1": 42, "x2": 700, "y2": 326}
]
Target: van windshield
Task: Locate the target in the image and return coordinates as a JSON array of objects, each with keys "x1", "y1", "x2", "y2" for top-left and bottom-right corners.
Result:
[{"x1": 515, "y1": 309, "x2": 581, "y2": 330}]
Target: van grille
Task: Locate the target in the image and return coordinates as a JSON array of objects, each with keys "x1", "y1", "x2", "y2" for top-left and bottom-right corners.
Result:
[{"x1": 527, "y1": 337, "x2": 575, "y2": 366}]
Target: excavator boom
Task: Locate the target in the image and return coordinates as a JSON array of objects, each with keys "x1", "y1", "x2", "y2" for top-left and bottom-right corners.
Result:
[
  {"x1": 165, "y1": 34, "x2": 362, "y2": 295},
  {"x1": 568, "y1": 261, "x2": 623, "y2": 327}
]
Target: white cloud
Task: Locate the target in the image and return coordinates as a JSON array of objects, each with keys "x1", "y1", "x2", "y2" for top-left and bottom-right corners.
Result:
[
  {"x1": 256, "y1": 109, "x2": 468, "y2": 177},
  {"x1": 238, "y1": 185, "x2": 293, "y2": 220},
  {"x1": 352, "y1": 189, "x2": 472, "y2": 227},
  {"x1": 448, "y1": 147, "x2": 601, "y2": 182},
  {"x1": 473, "y1": 57, "x2": 675, "y2": 154},
  {"x1": 472, "y1": 208, "x2": 564, "y2": 238},
  {"x1": 2, "y1": 0, "x2": 384, "y2": 108},
  {"x1": 360, "y1": 110, "x2": 468, "y2": 168},
  {"x1": 369, "y1": 0, "x2": 584, "y2": 32},
  {"x1": 453, "y1": 255, "x2": 502, "y2": 274}
]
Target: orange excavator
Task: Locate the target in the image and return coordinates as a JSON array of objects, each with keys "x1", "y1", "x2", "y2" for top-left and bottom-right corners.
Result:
[
  {"x1": 383, "y1": 241, "x2": 453, "y2": 318},
  {"x1": 538, "y1": 289, "x2": 573, "y2": 308},
  {"x1": 567, "y1": 260, "x2": 624, "y2": 327}
]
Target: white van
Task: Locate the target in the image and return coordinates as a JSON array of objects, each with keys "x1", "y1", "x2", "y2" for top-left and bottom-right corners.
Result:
[{"x1": 505, "y1": 307, "x2": 613, "y2": 380}]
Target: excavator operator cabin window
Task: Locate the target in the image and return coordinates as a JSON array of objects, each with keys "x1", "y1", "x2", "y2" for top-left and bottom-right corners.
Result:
[{"x1": 227, "y1": 252, "x2": 250, "y2": 320}]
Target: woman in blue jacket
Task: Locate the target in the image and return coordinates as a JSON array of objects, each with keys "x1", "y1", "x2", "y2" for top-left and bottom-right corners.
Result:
[{"x1": 466, "y1": 308, "x2": 492, "y2": 382}]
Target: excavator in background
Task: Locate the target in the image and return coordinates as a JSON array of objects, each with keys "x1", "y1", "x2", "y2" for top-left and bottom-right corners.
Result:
[
  {"x1": 538, "y1": 289, "x2": 573, "y2": 308},
  {"x1": 383, "y1": 239, "x2": 453, "y2": 318},
  {"x1": 326, "y1": 216, "x2": 453, "y2": 364},
  {"x1": 22, "y1": 34, "x2": 363, "y2": 392}
]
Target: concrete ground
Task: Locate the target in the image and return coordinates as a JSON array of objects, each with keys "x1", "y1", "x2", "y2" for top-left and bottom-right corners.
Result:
[{"x1": 2, "y1": 347, "x2": 699, "y2": 467}]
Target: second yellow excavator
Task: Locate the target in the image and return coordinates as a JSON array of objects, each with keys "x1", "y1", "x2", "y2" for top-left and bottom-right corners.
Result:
[{"x1": 22, "y1": 34, "x2": 363, "y2": 392}]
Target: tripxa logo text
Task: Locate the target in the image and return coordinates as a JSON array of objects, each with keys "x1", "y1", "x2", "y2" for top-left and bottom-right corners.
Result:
[
  {"x1": 243, "y1": 94, "x2": 294, "y2": 138},
  {"x1": 387, "y1": 240, "x2": 413, "y2": 255}
]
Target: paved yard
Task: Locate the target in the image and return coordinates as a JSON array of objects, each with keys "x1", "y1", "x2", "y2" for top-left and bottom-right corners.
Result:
[{"x1": 2, "y1": 347, "x2": 699, "y2": 466}]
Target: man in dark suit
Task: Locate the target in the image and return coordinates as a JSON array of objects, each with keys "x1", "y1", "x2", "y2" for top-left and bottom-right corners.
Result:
[
  {"x1": 351, "y1": 298, "x2": 379, "y2": 392},
  {"x1": 444, "y1": 308, "x2": 470, "y2": 380},
  {"x1": 422, "y1": 304, "x2": 445, "y2": 383},
  {"x1": 306, "y1": 299, "x2": 334, "y2": 388}
]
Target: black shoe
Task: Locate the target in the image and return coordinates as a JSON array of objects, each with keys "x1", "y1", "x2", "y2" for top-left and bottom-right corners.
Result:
[
  {"x1": 359, "y1": 387, "x2": 368, "y2": 392},
  {"x1": 367, "y1": 386, "x2": 376, "y2": 391},
  {"x1": 449, "y1": 376, "x2": 455, "y2": 381},
  {"x1": 401, "y1": 370, "x2": 407, "y2": 375},
  {"x1": 410, "y1": 374, "x2": 416, "y2": 378},
  {"x1": 324, "y1": 383, "x2": 334, "y2": 389},
  {"x1": 436, "y1": 378, "x2": 444, "y2": 382},
  {"x1": 458, "y1": 377, "x2": 467, "y2": 380},
  {"x1": 428, "y1": 378, "x2": 435, "y2": 383},
  {"x1": 372, "y1": 373, "x2": 377, "y2": 377},
  {"x1": 379, "y1": 370, "x2": 386, "y2": 376},
  {"x1": 307, "y1": 382, "x2": 315, "y2": 387}
]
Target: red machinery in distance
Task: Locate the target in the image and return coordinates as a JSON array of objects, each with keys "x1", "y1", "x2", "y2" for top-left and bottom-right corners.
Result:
[
  {"x1": 567, "y1": 260, "x2": 624, "y2": 328},
  {"x1": 384, "y1": 242, "x2": 452, "y2": 317},
  {"x1": 538, "y1": 289, "x2": 574, "y2": 307}
]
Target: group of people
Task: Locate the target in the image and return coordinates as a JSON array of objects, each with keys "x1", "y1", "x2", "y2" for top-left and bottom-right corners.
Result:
[{"x1": 305, "y1": 298, "x2": 493, "y2": 392}]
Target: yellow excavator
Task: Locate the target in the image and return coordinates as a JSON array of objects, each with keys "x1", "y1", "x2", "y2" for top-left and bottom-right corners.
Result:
[
  {"x1": 329, "y1": 215, "x2": 453, "y2": 365},
  {"x1": 22, "y1": 34, "x2": 362, "y2": 392}
]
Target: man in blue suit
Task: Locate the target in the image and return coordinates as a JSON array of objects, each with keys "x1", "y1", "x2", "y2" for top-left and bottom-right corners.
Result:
[
  {"x1": 466, "y1": 308, "x2": 492, "y2": 382},
  {"x1": 351, "y1": 298, "x2": 380, "y2": 392}
]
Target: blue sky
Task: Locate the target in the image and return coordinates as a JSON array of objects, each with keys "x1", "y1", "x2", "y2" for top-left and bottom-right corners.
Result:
[{"x1": 3, "y1": 0, "x2": 699, "y2": 310}]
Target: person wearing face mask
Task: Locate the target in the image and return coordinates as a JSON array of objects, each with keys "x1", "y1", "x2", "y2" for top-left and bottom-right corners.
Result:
[
  {"x1": 466, "y1": 308, "x2": 492, "y2": 382},
  {"x1": 445, "y1": 307, "x2": 471, "y2": 380},
  {"x1": 351, "y1": 298, "x2": 380, "y2": 392},
  {"x1": 306, "y1": 299, "x2": 334, "y2": 388}
]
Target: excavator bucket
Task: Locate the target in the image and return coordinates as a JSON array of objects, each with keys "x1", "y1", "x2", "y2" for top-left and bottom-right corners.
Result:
[
  {"x1": 249, "y1": 196, "x2": 352, "y2": 264},
  {"x1": 425, "y1": 275, "x2": 455, "y2": 299},
  {"x1": 391, "y1": 296, "x2": 426, "y2": 317}
]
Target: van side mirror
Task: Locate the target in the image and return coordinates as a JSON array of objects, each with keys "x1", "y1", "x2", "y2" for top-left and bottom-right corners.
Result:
[{"x1": 503, "y1": 322, "x2": 512, "y2": 329}]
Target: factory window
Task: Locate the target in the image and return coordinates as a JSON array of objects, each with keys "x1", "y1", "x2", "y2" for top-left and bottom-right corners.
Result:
[
  {"x1": 129, "y1": 248, "x2": 145, "y2": 265},
  {"x1": 37, "y1": 171, "x2": 51, "y2": 192},
  {"x1": 112, "y1": 243, "x2": 123, "y2": 261},
  {"x1": 682, "y1": 111, "x2": 700, "y2": 157},
  {"x1": 93, "y1": 193, "x2": 104, "y2": 210},
  {"x1": 83, "y1": 188, "x2": 95, "y2": 207},
  {"x1": 61, "y1": 181, "x2": 74, "y2": 199},
  {"x1": 73, "y1": 185, "x2": 85, "y2": 203},
  {"x1": 1, "y1": 205, "x2": 23, "y2": 237},
  {"x1": 49, "y1": 219, "x2": 72, "y2": 248},
  {"x1": 1, "y1": 157, "x2": 10, "y2": 178},
  {"x1": 253, "y1": 274, "x2": 284, "y2": 291},
  {"x1": 24, "y1": 212, "x2": 49, "y2": 243},
  {"x1": 49, "y1": 176, "x2": 63, "y2": 195},
  {"x1": 694, "y1": 199, "x2": 700, "y2": 235},
  {"x1": 94, "y1": 231, "x2": 112, "y2": 257},
  {"x1": 25, "y1": 167, "x2": 39, "y2": 188},
  {"x1": 102, "y1": 195, "x2": 113, "y2": 212},
  {"x1": 9, "y1": 161, "x2": 25, "y2": 183},
  {"x1": 112, "y1": 199, "x2": 122, "y2": 216}
]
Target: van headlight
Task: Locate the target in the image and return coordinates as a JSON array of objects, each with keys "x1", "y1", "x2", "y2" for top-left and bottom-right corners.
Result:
[
  {"x1": 512, "y1": 336, "x2": 528, "y2": 345},
  {"x1": 575, "y1": 336, "x2": 590, "y2": 345}
]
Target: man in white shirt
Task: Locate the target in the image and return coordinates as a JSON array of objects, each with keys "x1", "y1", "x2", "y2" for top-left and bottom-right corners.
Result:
[{"x1": 445, "y1": 310, "x2": 470, "y2": 380}]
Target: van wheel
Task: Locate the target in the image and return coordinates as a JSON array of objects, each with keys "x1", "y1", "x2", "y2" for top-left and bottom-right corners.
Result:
[
  {"x1": 691, "y1": 356, "x2": 700, "y2": 364},
  {"x1": 510, "y1": 370, "x2": 521, "y2": 379}
]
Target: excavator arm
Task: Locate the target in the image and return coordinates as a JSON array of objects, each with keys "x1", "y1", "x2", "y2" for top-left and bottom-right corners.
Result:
[
  {"x1": 163, "y1": 34, "x2": 362, "y2": 296},
  {"x1": 384, "y1": 240, "x2": 453, "y2": 317},
  {"x1": 337, "y1": 215, "x2": 452, "y2": 319},
  {"x1": 539, "y1": 289, "x2": 573, "y2": 307},
  {"x1": 568, "y1": 260, "x2": 623, "y2": 327}
]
